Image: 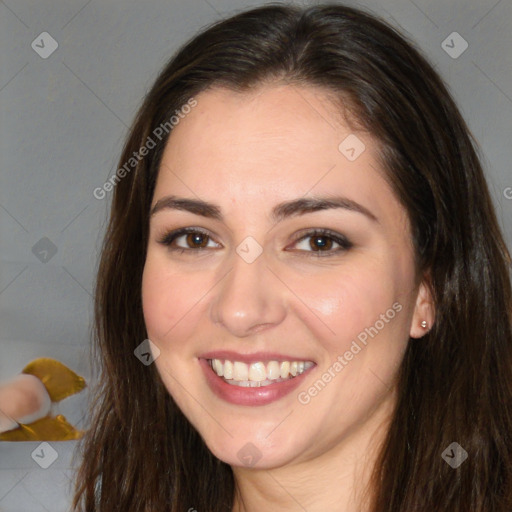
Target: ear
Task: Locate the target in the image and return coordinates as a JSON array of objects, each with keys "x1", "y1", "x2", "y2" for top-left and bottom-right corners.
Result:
[{"x1": 409, "y1": 273, "x2": 435, "y2": 339}]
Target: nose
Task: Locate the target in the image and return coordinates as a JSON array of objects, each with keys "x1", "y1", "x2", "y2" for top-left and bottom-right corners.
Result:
[{"x1": 209, "y1": 247, "x2": 287, "y2": 338}]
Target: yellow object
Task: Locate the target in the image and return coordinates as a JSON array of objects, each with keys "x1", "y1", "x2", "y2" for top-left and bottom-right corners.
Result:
[
  {"x1": 0, "y1": 358, "x2": 87, "y2": 442},
  {"x1": 22, "y1": 358, "x2": 86, "y2": 402},
  {"x1": 0, "y1": 414, "x2": 84, "y2": 441}
]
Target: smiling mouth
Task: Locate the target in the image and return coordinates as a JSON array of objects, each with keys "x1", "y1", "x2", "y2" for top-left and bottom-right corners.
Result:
[{"x1": 207, "y1": 358, "x2": 315, "y2": 388}]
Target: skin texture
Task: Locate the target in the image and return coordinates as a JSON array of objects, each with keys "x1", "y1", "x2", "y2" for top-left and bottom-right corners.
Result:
[
  {"x1": 141, "y1": 84, "x2": 435, "y2": 511},
  {"x1": 0, "y1": 374, "x2": 51, "y2": 432}
]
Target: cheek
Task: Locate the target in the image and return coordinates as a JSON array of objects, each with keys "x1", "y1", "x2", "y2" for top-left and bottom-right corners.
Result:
[
  {"x1": 293, "y1": 263, "x2": 398, "y2": 353},
  {"x1": 141, "y1": 257, "x2": 190, "y2": 341},
  {"x1": 141, "y1": 261, "x2": 165, "y2": 338}
]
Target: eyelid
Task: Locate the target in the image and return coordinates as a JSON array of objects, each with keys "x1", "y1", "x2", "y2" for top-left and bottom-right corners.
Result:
[
  {"x1": 287, "y1": 228, "x2": 353, "y2": 255},
  {"x1": 157, "y1": 226, "x2": 220, "y2": 249},
  {"x1": 157, "y1": 226, "x2": 352, "y2": 256}
]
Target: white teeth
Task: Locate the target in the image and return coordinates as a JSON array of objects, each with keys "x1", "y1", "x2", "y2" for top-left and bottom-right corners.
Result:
[
  {"x1": 267, "y1": 360, "x2": 280, "y2": 380},
  {"x1": 280, "y1": 361, "x2": 290, "y2": 379},
  {"x1": 212, "y1": 359, "x2": 223, "y2": 377},
  {"x1": 249, "y1": 362, "x2": 266, "y2": 381},
  {"x1": 224, "y1": 360, "x2": 233, "y2": 379},
  {"x1": 209, "y1": 358, "x2": 314, "y2": 384},
  {"x1": 233, "y1": 361, "x2": 248, "y2": 381}
]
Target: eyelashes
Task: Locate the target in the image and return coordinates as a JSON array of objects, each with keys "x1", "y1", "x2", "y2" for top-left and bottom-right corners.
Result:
[
  {"x1": 158, "y1": 227, "x2": 219, "y2": 252},
  {"x1": 157, "y1": 227, "x2": 353, "y2": 257},
  {"x1": 289, "y1": 228, "x2": 353, "y2": 256}
]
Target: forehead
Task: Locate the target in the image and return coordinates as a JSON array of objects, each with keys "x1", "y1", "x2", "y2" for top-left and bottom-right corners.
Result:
[
  {"x1": 154, "y1": 84, "x2": 403, "y2": 229},
  {"x1": 162, "y1": 84, "x2": 355, "y2": 168}
]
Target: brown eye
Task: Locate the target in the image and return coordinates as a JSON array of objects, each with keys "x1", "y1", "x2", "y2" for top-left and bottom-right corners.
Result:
[
  {"x1": 309, "y1": 235, "x2": 334, "y2": 251},
  {"x1": 185, "y1": 232, "x2": 209, "y2": 248},
  {"x1": 291, "y1": 229, "x2": 353, "y2": 257},
  {"x1": 158, "y1": 228, "x2": 220, "y2": 253}
]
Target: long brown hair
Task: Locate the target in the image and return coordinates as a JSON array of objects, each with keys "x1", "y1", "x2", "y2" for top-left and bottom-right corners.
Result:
[{"x1": 72, "y1": 3, "x2": 512, "y2": 511}]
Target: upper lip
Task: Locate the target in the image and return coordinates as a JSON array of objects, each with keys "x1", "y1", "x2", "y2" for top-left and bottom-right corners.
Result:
[{"x1": 199, "y1": 350, "x2": 315, "y2": 364}]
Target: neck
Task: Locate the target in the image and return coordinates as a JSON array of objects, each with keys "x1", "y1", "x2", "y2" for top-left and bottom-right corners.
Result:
[{"x1": 231, "y1": 388, "x2": 396, "y2": 512}]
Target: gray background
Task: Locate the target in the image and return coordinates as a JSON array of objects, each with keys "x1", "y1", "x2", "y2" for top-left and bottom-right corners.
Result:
[{"x1": 0, "y1": 0, "x2": 511, "y2": 510}]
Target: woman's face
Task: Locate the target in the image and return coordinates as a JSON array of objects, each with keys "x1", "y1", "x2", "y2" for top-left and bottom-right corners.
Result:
[{"x1": 142, "y1": 84, "x2": 432, "y2": 469}]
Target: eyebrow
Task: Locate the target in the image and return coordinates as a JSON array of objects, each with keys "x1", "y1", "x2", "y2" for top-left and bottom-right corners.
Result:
[{"x1": 150, "y1": 195, "x2": 378, "y2": 223}]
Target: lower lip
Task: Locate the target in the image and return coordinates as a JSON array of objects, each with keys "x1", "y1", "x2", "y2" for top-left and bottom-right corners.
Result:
[{"x1": 199, "y1": 358, "x2": 314, "y2": 406}]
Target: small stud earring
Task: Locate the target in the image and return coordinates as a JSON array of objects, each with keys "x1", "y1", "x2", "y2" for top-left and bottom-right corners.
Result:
[{"x1": 420, "y1": 320, "x2": 428, "y2": 329}]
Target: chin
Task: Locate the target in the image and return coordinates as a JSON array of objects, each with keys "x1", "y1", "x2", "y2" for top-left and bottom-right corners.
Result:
[{"x1": 198, "y1": 426, "x2": 308, "y2": 470}]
